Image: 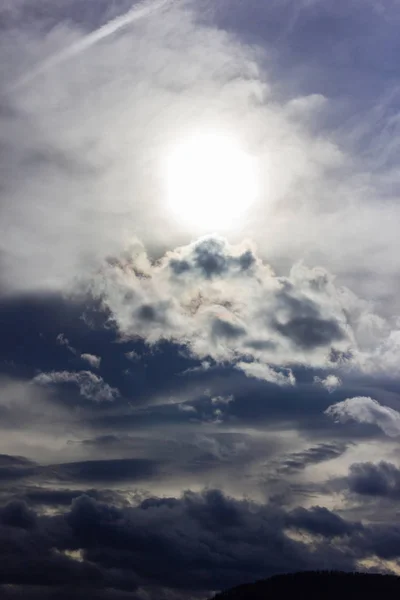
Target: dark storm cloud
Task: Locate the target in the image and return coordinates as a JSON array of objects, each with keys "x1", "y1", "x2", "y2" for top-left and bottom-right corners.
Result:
[
  {"x1": 345, "y1": 461, "x2": 400, "y2": 499},
  {"x1": 0, "y1": 500, "x2": 37, "y2": 529},
  {"x1": 1, "y1": 487, "x2": 400, "y2": 598},
  {"x1": 0, "y1": 455, "x2": 36, "y2": 468},
  {"x1": 0, "y1": 456, "x2": 38, "y2": 482},
  {"x1": 21, "y1": 488, "x2": 126, "y2": 508},
  {"x1": 0, "y1": 587, "x2": 137, "y2": 600},
  {"x1": 287, "y1": 505, "x2": 360, "y2": 538},
  {"x1": 0, "y1": 491, "x2": 348, "y2": 595}
]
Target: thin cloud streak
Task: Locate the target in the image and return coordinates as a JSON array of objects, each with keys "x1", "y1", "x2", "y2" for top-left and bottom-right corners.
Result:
[{"x1": 11, "y1": 0, "x2": 177, "y2": 90}]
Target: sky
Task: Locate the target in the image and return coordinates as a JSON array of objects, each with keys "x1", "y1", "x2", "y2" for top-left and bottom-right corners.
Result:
[{"x1": 1, "y1": 0, "x2": 400, "y2": 598}]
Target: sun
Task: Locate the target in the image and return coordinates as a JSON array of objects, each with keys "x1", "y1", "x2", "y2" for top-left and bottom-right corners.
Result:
[{"x1": 164, "y1": 132, "x2": 258, "y2": 231}]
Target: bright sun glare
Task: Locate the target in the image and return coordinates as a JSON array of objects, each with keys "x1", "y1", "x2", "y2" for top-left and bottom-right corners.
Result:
[{"x1": 165, "y1": 132, "x2": 258, "y2": 231}]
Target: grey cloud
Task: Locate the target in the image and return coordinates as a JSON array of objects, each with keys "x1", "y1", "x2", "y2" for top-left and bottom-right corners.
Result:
[
  {"x1": 1, "y1": 487, "x2": 400, "y2": 598},
  {"x1": 211, "y1": 318, "x2": 246, "y2": 340},
  {"x1": 0, "y1": 457, "x2": 159, "y2": 486},
  {"x1": 0, "y1": 499, "x2": 37, "y2": 529},
  {"x1": 170, "y1": 237, "x2": 256, "y2": 279},
  {"x1": 53, "y1": 458, "x2": 158, "y2": 483},
  {"x1": 346, "y1": 461, "x2": 400, "y2": 499},
  {"x1": 21, "y1": 487, "x2": 126, "y2": 508},
  {"x1": 272, "y1": 287, "x2": 345, "y2": 349},
  {"x1": 274, "y1": 316, "x2": 344, "y2": 349},
  {"x1": 287, "y1": 505, "x2": 360, "y2": 538},
  {"x1": 0, "y1": 455, "x2": 36, "y2": 468},
  {"x1": 5, "y1": 490, "x2": 353, "y2": 593},
  {"x1": 278, "y1": 442, "x2": 349, "y2": 474},
  {"x1": 135, "y1": 302, "x2": 168, "y2": 325}
]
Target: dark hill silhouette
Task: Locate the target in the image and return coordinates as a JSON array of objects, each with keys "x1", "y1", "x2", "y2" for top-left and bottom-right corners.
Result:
[{"x1": 209, "y1": 571, "x2": 400, "y2": 600}]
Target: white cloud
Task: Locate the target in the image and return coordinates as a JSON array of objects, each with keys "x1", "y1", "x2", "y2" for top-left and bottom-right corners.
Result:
[
  {"x1": 80, "y1": 353, "x2": 101, "y2": 369},
  {"x1": 178, "y1": 403, "x2": 197, "y2": 413},
  {"x1": 211, "y1": 395, "x2": 234, "y2": 405},
  {"x1": 314, "y1": 374, "x2": 342, "y2": 392},
  {"x1": 33, "y1": 370, "x2": 119, "y2": 402},
  {"x1": 325, "y1": 397, "x2": 400, "y2": 438},
  {"x1": 85, "y1": 235, "x2": 400, "y2": 379},
  {"x1": 56, "y1": 333, "x2": 77, "y2": 355},
  {"x1": 125, "y1": 350, "x2": 140, "y2": 362},
  {"x1": 1, "y1": 0, "x2": 395, "y2": 307},
  {"x1": 236, "y1": 362, "x2": 296, "y2": 385}
]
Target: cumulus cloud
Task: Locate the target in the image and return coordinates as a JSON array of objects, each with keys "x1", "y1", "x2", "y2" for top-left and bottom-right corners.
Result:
[
  {"x1": 85, "y1": 235, "x2": 400, "y2": 380},
  {"x1": 33, "y1": 370, "x2": 119, "y2": 402},
  {"x1": 80, "y1": 353, "x2": 101, "y2": 369},
  {"x1": 325, "y1": 397, "x2": 400, "y2": 437}
]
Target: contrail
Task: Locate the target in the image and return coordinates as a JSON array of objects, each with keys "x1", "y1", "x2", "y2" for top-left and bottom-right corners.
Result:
[{"x1": 13, "y1": 0, "x2": 176, "y2": 89}]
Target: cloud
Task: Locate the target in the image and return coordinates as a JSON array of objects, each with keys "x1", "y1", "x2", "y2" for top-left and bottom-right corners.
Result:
[
  {"x1": 80, "y1": 353, "x2": 101, "y2": 369},
  {"x1": 0, "y1": 456, "x2": 159, "y2": 487},
  {"x1": 178, "y1": 403, "x2": 196, "y2": 413},
  {"x1": 0, "y1": 0, "x2": 337, "y2": 295},
  {"x1": 56, "y1": 333, "x2": 77, "y2": 355},
  {"x1": 287, "y1": 505, "x2": 360, "y2": 538},
  {"x1": 211, "y1": 395, "x2": 234, "y2": 406},
  {"x1": 51, "y1": 458, "x2": 159, "y2": 483},
  {"x1": 325, "y1": 397, "x2": 400, "y2": 437},
  {"x1": 87, "y1": 235, "x2": 400, "y2": 380},
  {"x1": 14, "y1": 0, "x2": 175, "y2": 89},
  {"x1": 3, "y1": 0, "x2": 400, "y2": 310},
  {"x1": 345, "y1": 461, "x2": 400, "y2": 499},
  {"x1": 33, "y1": 370, "x2": 119, "y2": 402},
  {"x1": 0, "y1": 490, "x2": 354, "y2": 595},
  {"x1": 0, "y1": 487, "x2": 400, "y2": 598},
  {"x1": 278, "y1": 442, "x2": 349, "y2": 474},
  {"x1": 3, "y1": 1, "x2": 400, "y2": 596},
  {"x1": 236, "y1": 362, "x2": 295, "y2": 385},
  {"x1": 314, "y1": 374, "x2": 342, "y2": 392}
]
